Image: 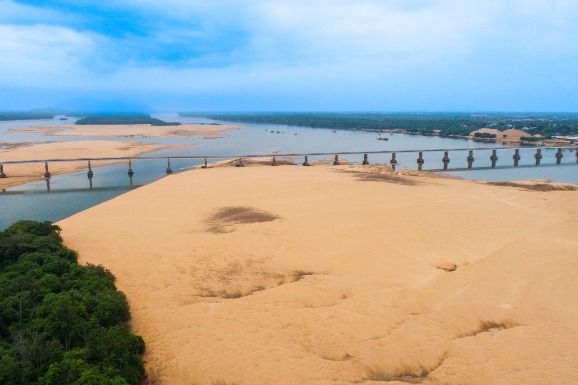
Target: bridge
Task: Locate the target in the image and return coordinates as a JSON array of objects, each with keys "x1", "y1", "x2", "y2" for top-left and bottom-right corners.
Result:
[{"x1": 1, "y1": 145, "x2": 577, "y2": 191}]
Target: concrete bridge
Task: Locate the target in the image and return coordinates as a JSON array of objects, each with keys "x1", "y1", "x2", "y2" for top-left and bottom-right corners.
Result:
[{"x1": 1, "y1": 146, "x2": 577, "y2": 190}]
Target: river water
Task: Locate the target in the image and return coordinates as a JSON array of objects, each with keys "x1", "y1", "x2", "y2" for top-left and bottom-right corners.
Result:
[{"x1": 1, "y1": 113, "x2": 576, "y2": 229}]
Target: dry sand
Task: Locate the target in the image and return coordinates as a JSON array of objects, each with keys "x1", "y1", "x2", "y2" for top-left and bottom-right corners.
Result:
[
  {"x1": 0, "y1": 140, "x2": 163, "y2": 189},
  {"x1": 13, "y1": 123, "x2": 239, "y2": 139},
  {"x1": 58, "y1": 165, "x2": 578, "y2": 385}
]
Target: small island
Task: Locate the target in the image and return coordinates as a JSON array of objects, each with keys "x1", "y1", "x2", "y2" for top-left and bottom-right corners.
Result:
[{"x1": 75, "y1": 114, "x2": 181, "y2": 126}]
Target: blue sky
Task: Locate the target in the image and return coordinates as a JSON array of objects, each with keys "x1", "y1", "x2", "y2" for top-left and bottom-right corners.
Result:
[{"x1": 1, "y1": 0, "x2": 578, "y2": 112}]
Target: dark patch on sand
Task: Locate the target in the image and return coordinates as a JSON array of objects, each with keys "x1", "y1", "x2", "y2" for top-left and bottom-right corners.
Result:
[
  {"x1": 341, "y1": 170, "x2": 420, "y2": 186},
  {"x1": 487, "y1": 182, "x2": 576, "y2": 192},
  {"x1": 363, "y1": 353, "x2": 447, "y2": 384},
  {"x1": 458, "y1": 320, "x2": 520, "y2": 339},
  {"x1": 207, "y1": 206, "x2": 280, "y2": 233}
]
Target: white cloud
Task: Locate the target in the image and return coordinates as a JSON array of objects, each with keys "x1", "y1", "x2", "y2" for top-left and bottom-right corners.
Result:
[
  {"x1": 1, "y1": 0, "x2": 578, "y2": 110},
  {"x1": 0, "y1": 24, "x2": 96, "y2": 85}
]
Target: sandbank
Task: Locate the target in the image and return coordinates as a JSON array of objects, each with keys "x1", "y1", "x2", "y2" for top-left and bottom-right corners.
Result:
[
  {"x1": 58, "y1": 165, "x2": 578, "y2": 385},
  {"x1": 13, "y1": 123, "x2": 239, "y2": 139},
  {"x1": 0, "y1": 140, "x2": 164, "y2": 190}
]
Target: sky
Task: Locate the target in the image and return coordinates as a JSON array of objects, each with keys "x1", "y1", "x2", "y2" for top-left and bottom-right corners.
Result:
[{"x1": 1, "y1": 0, "x2": 578, "y2": 112}]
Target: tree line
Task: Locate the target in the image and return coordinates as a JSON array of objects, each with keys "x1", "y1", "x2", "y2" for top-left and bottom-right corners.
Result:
[
  {"x1": 75, "y1": 114, "x2": 180, "y2": 126},
  {"x1": 0, "y1": 221, "x2": 145, "y2": 385},
  {"x1": 181, "y1": 112, "x2": 578, "y2": 138}
]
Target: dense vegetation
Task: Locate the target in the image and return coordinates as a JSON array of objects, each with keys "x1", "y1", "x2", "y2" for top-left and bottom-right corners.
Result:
[
  {"x1": 76, "y1": 114, "x2": 180, "y2": 126},
  {"x1": 181, "y1": 112, "x2": 578, "y2": 138},
  {"x1": 0, "y1": 221, "x2": 145, "y2": 385},
  {"x1": 0, "y1": 112, "x2": 54, "y2": 121},
  {"x1": 473, "y1": 132, "x2": 497, "y2": 139}
]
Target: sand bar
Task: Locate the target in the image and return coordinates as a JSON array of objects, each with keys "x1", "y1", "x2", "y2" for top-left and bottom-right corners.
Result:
[
  {"x1": 58, "y1": 165, "x2": 578, "y2": 385},
  {"x1": 13, "y1": 123, "x2": 240, "y2": 139},
  {"x1": 0, "y1": 140, "x2": 165, "y2": 190}
]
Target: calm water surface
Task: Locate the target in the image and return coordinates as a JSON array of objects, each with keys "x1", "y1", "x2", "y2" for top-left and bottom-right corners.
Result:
[{"x1": 1, "y1": 113, "x2": 576, "y2": 229}]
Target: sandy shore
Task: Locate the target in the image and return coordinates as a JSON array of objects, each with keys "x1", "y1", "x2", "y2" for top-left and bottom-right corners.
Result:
[
  {"x1": 58, "y1": 165, "x2": 578, "y2": 385},
  {"x1": 13, "y1": 123, "x2": 239, "y2": 139},
  {"x1": 0, "y1": 140, "x2": 164, "y2": 190}
]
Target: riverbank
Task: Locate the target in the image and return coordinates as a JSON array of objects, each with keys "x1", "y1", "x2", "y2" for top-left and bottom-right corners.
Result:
[{"x1": 58, "y1": 164, "x2": 578, "y2": 385}]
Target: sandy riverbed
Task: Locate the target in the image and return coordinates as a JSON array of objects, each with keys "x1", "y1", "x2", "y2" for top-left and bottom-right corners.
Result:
[
  {"x1": 58, "y1": 165, "x2": 578, "y2": 385},
  {"x1": 0, "y1": 140, "x2": 164, "y2": 190},
  {"x1": 13, "y1": 123, "x2": 239, "y2": 139},
  {"x1": 1, "y1": 123, "x2": 240, "y2": 189}
]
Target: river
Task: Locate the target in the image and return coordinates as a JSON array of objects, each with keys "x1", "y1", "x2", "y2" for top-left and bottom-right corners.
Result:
[{"x1": 1, "y1": 113, "x2": 576, "y2": 229}]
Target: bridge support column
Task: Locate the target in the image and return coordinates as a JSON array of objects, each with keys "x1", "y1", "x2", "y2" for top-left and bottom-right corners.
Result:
[
  {"x1": 362, "y1": 154, "x2": 369, "y2": 165},
  {"x1": 87, "y1": 161, "x2": 93, "y2": 179},
  {"x1": 87, "y1": 161, "x2": 93, "y2": 189},
  {"x1": 0, "y1": 164, "x2": 6, "y2": 178},
  {"x1": 467, "y1": 150, "x2": 474, "y2": 169},
  {"x1": 166, "y1": 158, "x2": 173, "y2": 175},
  {"x1": 490, "y1": 150, "x2": 498, "y2": 168},
  {"x1": 442, "y1": 152, "x2": 450, "y2": 170},
  {"x1": 390, "y1": 153, "x2": 397, "y2": 171},
  {"x1": 128, "y1": 159, "x2": 134, "y2": 177},
  {"x1": 534, "y1": 149, "x2": 542, "y2": 165},
  {"x1": 417, "y1": 152, "x2": 424, "y2": 171},
  {"x1": 303, "y1": 156, "x2": 311, "y2": 166},
  {"x1": 333, "y1": 155, "x2": 340, "y2": 165},
  {"x1": 44, "y1": 161, "x2": 51, "y2": 178},
  {"x1": 555, "y1": 148, "x2": 563, "y2": 165},
  {"x1": 513, "y1": 149, "x2": 521, "y2": 167}
]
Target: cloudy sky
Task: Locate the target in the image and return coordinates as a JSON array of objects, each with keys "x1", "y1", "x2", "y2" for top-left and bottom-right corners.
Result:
[{"x1": 1, "y1": 0, "x2": 577, "y2": 112}]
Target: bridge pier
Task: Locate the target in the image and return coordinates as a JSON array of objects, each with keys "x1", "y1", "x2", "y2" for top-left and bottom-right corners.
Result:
[
  {"x1": 490, "y1": 150, "x2": 498, "y2": 167},
  {"x1": 333, "y1": 155, "x2": 340, "y2": 165},
  {"x1": 128, "y1": 159, "x2": 134, "y2": 177},
  {"x1": 87, "y1": 161, "x2": 93, "y2": 189},
  {"x1": 44, "y1": 161, "x2": 51, "y2": 179},
  {"x1": 390, "y1": 153, "x2": 397, "y2": 171},
  {"x1": 166, "y1": 158, "x2": 173, "y2": 175},
  {"x1": 535, "y1": 149, "x2": 542, "y2": 165},
  {"x1": 513, "y1": 149, "x2": 521, "y2": 167},
  {"x1": 442, "y1": 151, "x2": 450, "y2": 170},
  {"x1": 555, "y1": 148, "x2": 563, "y2": 165},
  {"x1": 417, "y1": 152, "x2": 424, "y2": 171},
  {"x1": 467, "y1": 150, "x2": 474, "y2": 169},
  {"x1": 0, "y1": 164, "x2": 6, "y2": 178},
  {"x1": 303, "y1": 156, "x2": 311, "y2": 166}
]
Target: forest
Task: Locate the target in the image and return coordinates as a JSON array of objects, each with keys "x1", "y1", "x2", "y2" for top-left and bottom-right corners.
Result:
[
  {"x1": 0, "y1": 112, "x2": 54, "y2": 121},
  {"x1": 75, "y1": 114, "x2": 180, "y2": 126},
  {"x1": 181, "y1": 112, "x2": 578, "y2": 138},
  {"x1": 0, "y1": 221, "x2": 145, "y2": 385}
]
